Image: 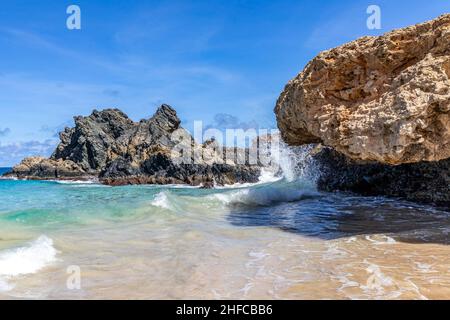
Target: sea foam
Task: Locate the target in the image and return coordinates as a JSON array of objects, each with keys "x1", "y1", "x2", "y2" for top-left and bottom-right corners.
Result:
[
  {"x1": 52, "y1": 180, "x2": 96, "y2": 185},
  {"x1": 151, "y1": 192, "x2": 172, "y2": 210},
  {"x1": 211, "y1": 183, "x2": 320, "y2": 207},
  {"x1": 0, "y1": 235, "x2": 58, "y2": 291}
]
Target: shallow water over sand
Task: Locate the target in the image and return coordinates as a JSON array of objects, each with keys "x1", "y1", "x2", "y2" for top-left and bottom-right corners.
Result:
[{"x1": 0, "y1": 176, "x2": 449, "y2": 300}]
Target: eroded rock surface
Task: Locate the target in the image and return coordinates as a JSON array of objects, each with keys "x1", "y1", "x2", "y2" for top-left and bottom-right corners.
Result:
[
  {"x1": 276, "y1": 14, "x2": 450, "y2": 164},
  {"x1": 6, "y1": 157, "x2": 89, "y2": 180},
  {"x1": 4, "y1": 105, "x2": 261, "y2": 186}
]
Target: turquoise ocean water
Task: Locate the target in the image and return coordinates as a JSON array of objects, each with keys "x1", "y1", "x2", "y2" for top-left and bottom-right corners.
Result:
[{"x1": 0, "y1": 163, "x2": 450, "y2": 299}]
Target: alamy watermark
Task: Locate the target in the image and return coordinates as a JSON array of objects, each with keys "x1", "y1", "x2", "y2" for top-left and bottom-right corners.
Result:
[
  {"x1": 63, "y1": 6, "x2": 382, "y2": 33},
  {"x1": 170, "y1": 121, "x2": 282, "y2": 168},
  {"x1": 66, "y1": 5, "x2": 81, "y2": 30},
  {"x1": 66, "y1": 265, "x2": 81, "y2": 290},
  {"x1": 367, "y1": 5, "x2": 382, "y2": 30}
]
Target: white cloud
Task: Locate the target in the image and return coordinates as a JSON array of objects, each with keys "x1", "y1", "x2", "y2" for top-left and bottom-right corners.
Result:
[{"x1": 0, "y1": 139, "x2": 58, "y2": 167}]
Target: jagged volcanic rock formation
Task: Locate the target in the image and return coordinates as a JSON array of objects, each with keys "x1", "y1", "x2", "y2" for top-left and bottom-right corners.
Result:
[
  {"x1": 4, "y1": 105, "x2": 261, "y2": 186},
  {"x1": 275, "y1": 14, "x2": 450, "y2": 165}
]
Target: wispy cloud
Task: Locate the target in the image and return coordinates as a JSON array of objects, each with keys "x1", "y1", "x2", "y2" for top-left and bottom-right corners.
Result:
[
  {"x1": 40, "y1": 120, "x2": 74, "y2": 138},
  {"x1": 178, "y1": 66, "x2": 236, "y2": 83},
  {"x1": 0, "y1": 128, "x2": 11, "y2": 137},
  {"x1": 0, "y1": 25, "x2": 240, "y2": 96},
  {"x1": 303, "y1": 4, "x2": 368, "y2": 51},
  {"x1": 113, "y1": 1, "x2": 222, "y2": 54},
  {"x1": 103, "y1": 89, "x2": 121, "y2": 98},
  {"x1": 0, "y1": 27, "x2": 125, "y2": 73},
  {"x1": 0, "y1": 139, "x2": 57, "y2": 167},
  {"x1": 0, "y1": 72, "x2": 126, "y2": 112},
  {"x1": 0, "y1": 72, "x2": 130, "y2": 147},
  {"x1": 206, "y1": 113, "x2": 260, "y2": 131}
]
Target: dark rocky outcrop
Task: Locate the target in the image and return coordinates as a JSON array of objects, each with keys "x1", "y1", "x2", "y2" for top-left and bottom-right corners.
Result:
[
  {"x1": 4, "y1": 104, "x2": 261, "y2": 187},
  {"x1": 313, "y1": 146, "x2": 450, "y2": 208},
  {"x1": 5, "y1": 157, "x2": 90, "y2": 180},
  {"x1": 100, "y1": 153, "x2": 260, "y2": 186},
  {"x1": 51, "y1": 105, "x2": 180, "y2": 173}
]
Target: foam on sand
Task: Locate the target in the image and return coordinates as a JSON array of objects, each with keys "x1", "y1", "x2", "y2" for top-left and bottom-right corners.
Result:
[{"x1": 0, "y1": 235, "x2": 58, "y2": 291}]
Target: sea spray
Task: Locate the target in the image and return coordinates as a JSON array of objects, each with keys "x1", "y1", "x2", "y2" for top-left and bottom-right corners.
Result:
[
  {"x1": 267, "y1": 142, "x2": 319, "y2": 185},
  {"x1": 151, "y1": 192, "x2": 172, "y2": 210},
  {"x1": 203, "y1": 143, "x2": 322, "y2": 208},
  {"x1": 210, "y1": 184, "x2": 321, "y2": 207}
]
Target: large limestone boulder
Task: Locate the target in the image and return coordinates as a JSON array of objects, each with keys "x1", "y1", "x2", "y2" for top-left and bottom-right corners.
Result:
[{"x1": 275, "y1": 14, "x2": 450, "y2": 165}]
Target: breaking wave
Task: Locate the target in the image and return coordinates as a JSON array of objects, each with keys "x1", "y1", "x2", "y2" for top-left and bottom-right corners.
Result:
[
  {"x1": 210, "y1": 183, "x2": 321, "y2": 207},
  {"x1": 151, "y1": 192, "x2": 172, "y2": 210},
  {"x1": 0, "y1": 235, "x2": 58, "y2": 291},
  {"x1": 148, "y1": 145, "x2": 321, "y2": 212}
]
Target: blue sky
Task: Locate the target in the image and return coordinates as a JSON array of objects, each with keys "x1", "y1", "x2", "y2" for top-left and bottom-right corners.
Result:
[{"x1": 0, "y1": 0, "x2": 449, "y2": 166}]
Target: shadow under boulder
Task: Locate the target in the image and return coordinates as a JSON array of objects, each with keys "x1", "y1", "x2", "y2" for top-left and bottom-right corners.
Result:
[{"x1": 314, "y1": 147, "x2": 450, "y2": 208}]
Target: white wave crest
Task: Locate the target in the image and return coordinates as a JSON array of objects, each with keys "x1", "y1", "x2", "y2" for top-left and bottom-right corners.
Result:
[
  {"x1": 0, "y1": 235, "x2": 58, "y2": 291},
  {"x1": 258, "y1": 169, "x2": 282, "y2": 184},
  {"x1": 365, "y1": 235, "x2": 397, "y2": 245},
  {"x1": 268, "y1": 143, "x2": 319, "y2": 183},
  {"x1": 210, "y1": 184, "x2": 320, "y2": 207},
  {"x1": 151, "y1": 192, "x2": 172, "y2": 209},
  {"x1": 0, "y1": 176, "x2": 18, "y2": 181},
  {"x1": 52, "y1": 180, "x2": 97, "y2": 185}
]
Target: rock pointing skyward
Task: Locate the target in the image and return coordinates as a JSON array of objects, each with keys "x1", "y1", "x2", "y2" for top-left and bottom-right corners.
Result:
[
  {"x1": 275, "y1": 14, "x2": 450, "y2": 165},
  {"x1": 4, "y1": 105, "x2": 261, "y2": 186}
]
